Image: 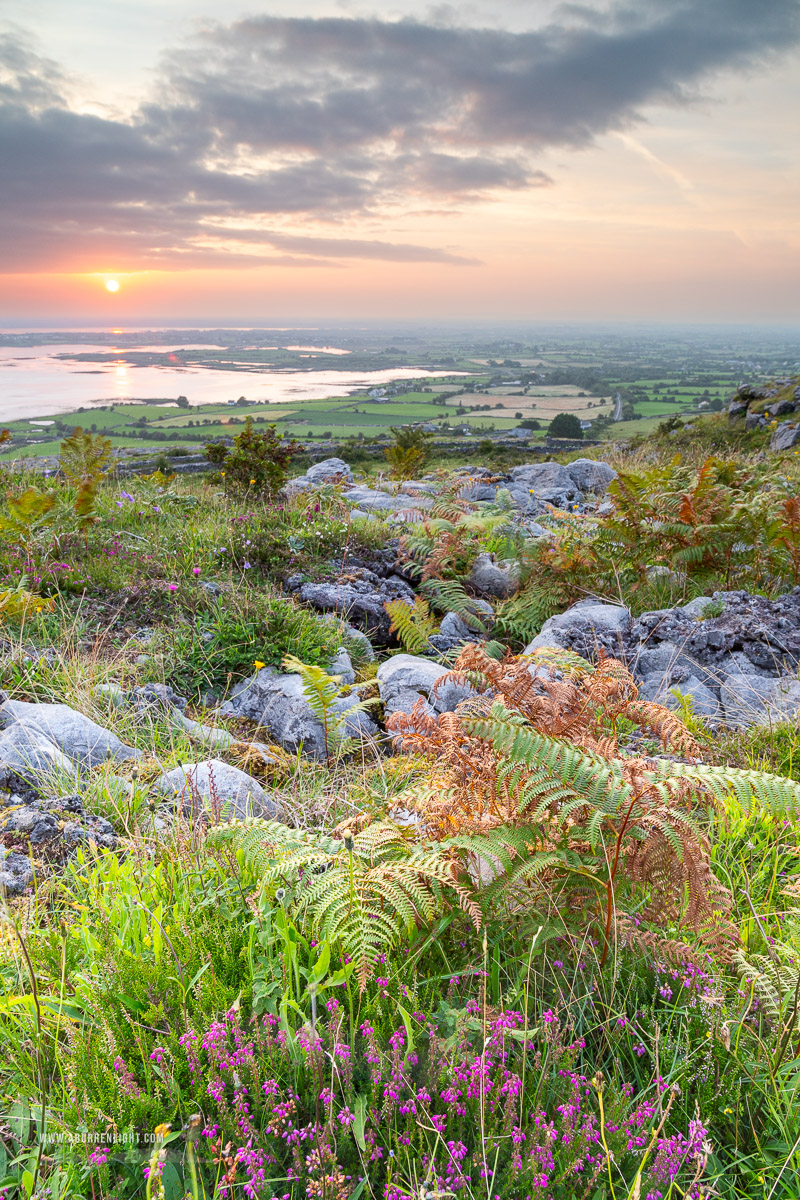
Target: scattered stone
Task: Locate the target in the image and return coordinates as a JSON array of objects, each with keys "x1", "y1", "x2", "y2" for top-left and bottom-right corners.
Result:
[
  {"x1": 0, "y1": 698, "x2": 141, "y2": 769},
  {"x1": 468, "y1": 553, "x2": 520, "y2": 599},
  {"x1": 219, "y1": 667, "x2": 378, "y2": 759},
  {"x1": 199, "y1": 580, "x2": 223, "y2": 598},
  {"x1": 294, "y1": 569, "x2": 416, "y2": 644},
  {"x1": 564, "y1": 459, "x2": 617, "y2": 493},
  {"x1": 154, "y1": 759, "x2": 277, "y2": 820},
  {"x1": 134, "y1": 683, "x2": 188, "y2": 715},
  {"x1": 93, "y1": 683, "x2": 126, "y2": 708},
  {"x1": 305, "y1": 457, "x2": 354, "y2": 485},
  {"x1": 377, "y1": 654, "x2": 451, "y2": 718},
  {"x1": 0, "y1": 790, "x2": 117, "y2": 857},
  {"x1": 0, "y1": 849, "x2": 34, "y2": 896},
  {"x1": 329, "y1": 647, "x2": 356, "y2": 685},
  {"x1": 170, "y1": 710, "x2": 236, "y2": 750},
  {"x1": 340, "y1": 485, "x2": 404, "y2": 512}
]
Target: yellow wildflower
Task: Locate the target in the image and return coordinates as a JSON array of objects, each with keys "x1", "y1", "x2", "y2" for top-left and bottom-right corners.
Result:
[{"x1": 254, "y1": 660, "x2": 265, "y2": 670}]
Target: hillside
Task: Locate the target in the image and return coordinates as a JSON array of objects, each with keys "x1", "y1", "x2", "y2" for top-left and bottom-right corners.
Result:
[{"x1": 3, "y1": 390, "x2": 800, "y2": 1197}]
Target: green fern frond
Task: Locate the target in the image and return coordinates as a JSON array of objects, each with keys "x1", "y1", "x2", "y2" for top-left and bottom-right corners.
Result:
[
  {"x1": 207, "y1": 818, "x2": 480, "y2": 990},
  {"x1": 650, "y1": 760, "x2": 800, "y2": 816},
  {"x1": 419, "y1": 578, "x2": 488, "y2": 631},
  {"x1": 384, "y1": 597, "x2": 438, "y2": 654}
]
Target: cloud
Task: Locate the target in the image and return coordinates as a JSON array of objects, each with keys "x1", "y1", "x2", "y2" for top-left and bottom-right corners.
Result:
[{"x1": 0, "y1": 0, "x2": 798, "y2": 273}]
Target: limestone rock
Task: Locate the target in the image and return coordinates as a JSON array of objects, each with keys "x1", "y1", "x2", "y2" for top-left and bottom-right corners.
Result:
[
  {"x1": 468, "y1": 553, "x2": 520, "y2": 599},
  {"x1": 0, "y1": 850, "x2": 34, "y2": 896},
  {"x1": 219, "y1": 667, "x2": 377, "y2": 759},
  {"x1": 564, "y1": 459, "x2": 617, "y2": 493},
  {"x1": 720, "y1": 673, "x2": 800, "y2": 728},
  {"x1": 377, "y1": 654, "x2": 451, "y2": 718},
  {"x1": 305, "y1": 458, "x2": 354, "y2": 485},
  {"x1": 639, "y1": 673, "x2": 721, "y2": 721},
  {"x1": 508, "y1": 462, "x2": 583, "y2": 506},
  {"x1": 154, "y1": 759, "x2": 276, "y2": 820},
  {"x1": 0, "y1": 724, "x2": 79, "y2": 796},
  {"x1": 0, "y1": 698, "x2": 141, "y2": 769},
  {"x1": 524, "y1": 600, "x2": 631, "y2": 658},
  {"x1": 329, "y1": 647, "x2": 356, "y2": 685},
  {"x1": 771, "y1": 422, "x2": 800, "y2": 452}
]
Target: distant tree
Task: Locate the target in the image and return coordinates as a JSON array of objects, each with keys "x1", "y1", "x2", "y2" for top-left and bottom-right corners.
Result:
[
  {"x1": 519, "y1": 418, "x2": 541, "y2": 430},
  {"x1": 176, "y1": 395, "x2": 189, "y2": 408},
  {"x1": 548, "y1": 412, "x2": 583, "y2": 440},
  {"x1": 515, "y1": 412, "x2": 523, "y2": 420}
]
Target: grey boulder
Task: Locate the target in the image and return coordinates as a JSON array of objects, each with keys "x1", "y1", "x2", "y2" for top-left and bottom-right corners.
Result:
[
  {"x1": 341, "y1": 486, "x2": 401, "y2": 512},
  {"x1": 329, "y1": 647, "x2": 356, "y2": 685},
  {"x1": 377, "y1": 654, "x2": 451, "y2": 718},
  {"x1": 639, "y1": 673, "x2": 721, "y2": 721},
  {"x1": 564, "y1": 459, "x2": 617, "y2": 493},
  {"x1": 219, "y1": 667, "x2": 377, "y2": 759},
  {"x1": 771, "y1": 423, "x2": 800, "y2": 452},
  {"x1": 508, "y1": 462, "x2": 583, "y2": 506},
  {"x1": 524, "y1": 600, "x2": 631, "y2": 659},
  {"x1": 0, "y1": 697, "x2": 140, "y2": 769},
  {"x1": 0, "y1": 724, "x2": 79, "y2": 796},
  {"x1": 468, "y1": 553, "x2": 520, "y2": 599},
  {"x1": 154, "y1": 759, "x2": 277, "y2": 821},
  {"x1": 720, "y1": 673, "x2": 800, "y2": 728},
  {"x1": 298, "y1": 570, "x2": 415, "y2": 644},
  {"x1": 305, "y1": 457, "x2": 354, "y2": 485}
]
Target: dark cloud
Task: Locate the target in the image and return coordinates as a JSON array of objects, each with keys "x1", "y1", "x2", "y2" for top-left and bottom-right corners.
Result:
[{"x1": 0, "y1": 0, "x2": 798, "y2": 272}]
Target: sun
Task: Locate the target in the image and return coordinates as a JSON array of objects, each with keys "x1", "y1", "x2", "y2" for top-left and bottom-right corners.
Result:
[{"x1": 105, "y1": 279, "x2": 120, "y2": 293}]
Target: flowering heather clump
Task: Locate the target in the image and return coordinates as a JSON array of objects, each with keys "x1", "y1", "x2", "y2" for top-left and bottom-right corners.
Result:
[{"x1": 121, "y1": 1002, "x2": 711, "y2": 1198}]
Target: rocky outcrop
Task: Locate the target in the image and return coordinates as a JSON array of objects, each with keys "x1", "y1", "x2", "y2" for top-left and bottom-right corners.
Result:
[
  {"x1": 468, "y1": 553, "x2": 520, "y2": 599},
  {"x1": 0, "y1": 696, "x2": 141, "y2": 770},
  {"x1": 0, "y1": 790, "x2": 117, "y2": 885},
  {"x1": 524, "y1": 590, "x2": 800, "y2": 728},
  {"x1": 524, "y1": 600, "x2": 631, "y2": 659},
  {"x1": 377, "y1": 654, "x2": 475, "y2": 719},
  {"x1": 726, "y1": 378, "x2": 800, "y2": 450},
  {"x1": 288, "y1": 567, "x2": 416, "y2": 645},
  {"x1": 218, "y1": 666, "x2": 378, "y2": 759},
  {"x1": 0, "y1": 696, "x2": 141, "y2": 798},
  {"x1": 286, "y1": 456, "x2": 620, "y2": 524},
  {"x1": 154, "y1": 759, "x2": 277, "y2": 820}
]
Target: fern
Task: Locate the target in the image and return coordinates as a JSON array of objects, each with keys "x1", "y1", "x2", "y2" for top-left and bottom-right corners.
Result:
[
  {"x1": 418, "y1": 578, "x2": 488, "y2": 632},
  {"x1": 0, "y1": 576, "x2": 56, "y2": 623},
  {"x1": 207, "y1": 818, "x2": 480, "y2": 990},
  {"x1": 388, "y1": 648, "x2": 738, "y2": 964},
  {"x1": 282, "y1": 653, "x2": 375, "y2": 759},
  {"x1": 0, "y1": 487, "x2": 56, "y2": 557},
  {"x1": 384, "y1": 597, "x2": 438, "y2": 654},
  {"x1": 59, "y1": 427, "x2": 114, "y2": 537}
]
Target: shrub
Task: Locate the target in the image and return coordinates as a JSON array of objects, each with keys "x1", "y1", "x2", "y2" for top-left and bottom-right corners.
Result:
[
  {"x1": 158, "y1": 592, "x2": 347, "y2": 698},
  {"x1": 548, "y1": 412, "x2": 583, "y2": 439},
  {"x1": 384, "y1": 424, "x2": 432, "y2": 480},
  {"x1": 205, "y1": 419, "x2": 303, "y2": 498}
]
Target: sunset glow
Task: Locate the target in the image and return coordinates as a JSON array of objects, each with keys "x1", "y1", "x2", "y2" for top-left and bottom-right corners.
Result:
[{"x1": 0, "y1": 0, "x2": 798, "y2": 323}]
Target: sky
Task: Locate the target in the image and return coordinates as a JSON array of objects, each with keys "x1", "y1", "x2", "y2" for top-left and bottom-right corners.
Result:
[{"x1": 1, "y1": 0, "x2": 799, "y2": 324}]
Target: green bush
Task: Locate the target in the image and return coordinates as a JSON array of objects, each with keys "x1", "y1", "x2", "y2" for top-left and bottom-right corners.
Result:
[
  {"x1": 548, "y1": 411, "x2": 583, "y2": 439},
  {"x1": 157, "y1": 591, "x2": 347, "y2": 698},
  {"x1": 205, "y1": 419, "x2": 303, "y2": 498}
]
